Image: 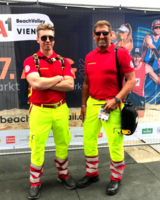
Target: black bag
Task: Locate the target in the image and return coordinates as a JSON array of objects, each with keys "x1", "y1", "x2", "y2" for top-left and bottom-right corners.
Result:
[{"x1": 115, "y1": 47, "x2": 138, "y2": 135}]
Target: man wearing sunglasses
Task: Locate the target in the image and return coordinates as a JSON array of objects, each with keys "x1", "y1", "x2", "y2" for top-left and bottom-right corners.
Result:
[
  {"x1": 77, "y1": 20, "x2": 136, "y2": 195},
  {"x1": 142, "y1": 19, "x2": 160, "y2": 103},
  {"x1": 143, "y1": 19, "x2": 160, "y2": 71},
  {"x1": 23, "y1": 23, "x2": 75, "y2": 199}
]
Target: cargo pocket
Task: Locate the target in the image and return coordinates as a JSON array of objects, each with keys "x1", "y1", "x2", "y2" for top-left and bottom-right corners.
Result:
[
  {"x1": 109, "y1": 126, "x2": 124, "y2": 161},
  {"x1": 111, "y1": 126, "x2": 123, "y2": 145},
  {"x1": 29, "y1": 133, "x2": 36, "y2": 150}
]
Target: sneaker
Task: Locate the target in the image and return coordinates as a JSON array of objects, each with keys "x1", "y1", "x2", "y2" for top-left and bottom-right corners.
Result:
[
  {"x1": 77, "y1": 175, "x2": 99, "y2": 188},
  {"x1": 106, "y1": 180, "x2": 121, "y2": 195},
  {"x1": 57, "y1": 177, "x2": 76, "y2": 190},
  {"x1": 28, "y1": 185, "x2": 41, "y2": 199}
]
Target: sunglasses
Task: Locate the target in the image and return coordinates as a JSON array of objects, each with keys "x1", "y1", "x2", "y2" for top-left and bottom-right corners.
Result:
[
  {"x1": 41, "y1": 35, "x2": 55, "y2": 42},
  {"x1": 94, "y1": 31, "x2": 110, "y2": 36},
  {"x1": 154, "y1": 26, "x2": 160, "y2": 29}
]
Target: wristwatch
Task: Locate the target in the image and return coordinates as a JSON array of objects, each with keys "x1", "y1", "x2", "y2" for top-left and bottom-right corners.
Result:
[{"x1": 114, "y1": 97, "x2": 121, "y2": 103}]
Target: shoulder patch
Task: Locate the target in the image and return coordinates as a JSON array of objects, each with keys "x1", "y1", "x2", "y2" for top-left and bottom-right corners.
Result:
[{"x1": 25, "y1": 65, "x2": 30, "y2": 73}]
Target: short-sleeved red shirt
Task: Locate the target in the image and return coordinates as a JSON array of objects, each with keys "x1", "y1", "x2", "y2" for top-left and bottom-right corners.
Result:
[
  {"x1": 23, "y1": 50, "x2": 73, "y2": 104},
  {"x1": 85, "y1": 43, "x2": 134, "y2": 100}
]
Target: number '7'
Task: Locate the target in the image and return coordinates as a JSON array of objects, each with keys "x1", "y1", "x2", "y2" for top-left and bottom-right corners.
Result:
[{"x1": 0, "y1": 58, "x2": 11, "y2": 79}]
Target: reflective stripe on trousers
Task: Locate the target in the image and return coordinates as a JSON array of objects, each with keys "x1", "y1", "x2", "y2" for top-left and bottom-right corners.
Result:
[
  {"x1": 86, "y1": 155, "x2": 99, "y2": 177},
  {"x1": 55, "y1": 157, "x2": 69, "y2": 179},
  {"x1": 110, "y1": 160, "x2": 125, "y2": 181},
  {"x1": 29, "y1": 163, "x2": 44, "y2": 186}
]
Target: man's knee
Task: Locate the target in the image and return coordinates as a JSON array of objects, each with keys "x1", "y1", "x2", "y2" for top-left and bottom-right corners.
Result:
[
  {"x1": 109, "y1": 147, "x2": 124, "y2": 161},
  {"x1": 83, "y1": 140, "x2": 98, "y2": 156}
]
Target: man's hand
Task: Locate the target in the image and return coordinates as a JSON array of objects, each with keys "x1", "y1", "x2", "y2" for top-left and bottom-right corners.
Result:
[
  {"x1": 81, "y1": 107, "x2": 86, "y2": 122},
  {"x1": 104, "y1": 98, "x2": 118, "y2": 112}
]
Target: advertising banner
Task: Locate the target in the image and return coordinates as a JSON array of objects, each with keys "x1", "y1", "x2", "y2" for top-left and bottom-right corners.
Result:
[
  {"x1": 1, "y1": 4, "x2": 160, "y2": 150},
  {"x1": 0, "y1": 14, "x2": 53, "y2": 42}
]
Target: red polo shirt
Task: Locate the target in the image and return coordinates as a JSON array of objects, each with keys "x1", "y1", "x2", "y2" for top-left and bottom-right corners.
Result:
[
  {"x1": 85, "y1": 43, "x2": 134, "y2": 100},
  {"x1": 23, "y1": 50, "x2": 73, "y2": 104}
]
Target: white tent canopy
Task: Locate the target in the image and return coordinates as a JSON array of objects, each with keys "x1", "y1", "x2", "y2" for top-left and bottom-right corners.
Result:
[{"x1": 2, "y1": 0, "x2": 160, "y2": 11}]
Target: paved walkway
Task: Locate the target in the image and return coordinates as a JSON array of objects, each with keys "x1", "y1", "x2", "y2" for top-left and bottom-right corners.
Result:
[{"x1": 0, "y1": 148, "x2": 160, "y2": 200}]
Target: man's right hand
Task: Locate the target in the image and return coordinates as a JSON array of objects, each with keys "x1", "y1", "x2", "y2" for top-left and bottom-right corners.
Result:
[{"x1": 81, "y1": 107, "x2": 86, "y2": 122}]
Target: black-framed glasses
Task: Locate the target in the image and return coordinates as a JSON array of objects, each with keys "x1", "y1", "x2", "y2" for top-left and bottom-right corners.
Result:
[
  {"x1": 41, "y1": 35, "x2": 55, "y2": 42},
  {"x1": 154, "y1": 26, "x2": 160, "y2": 29},
  {"x1": 94, "y1": 31, "x2": 110, "y2": 36}
]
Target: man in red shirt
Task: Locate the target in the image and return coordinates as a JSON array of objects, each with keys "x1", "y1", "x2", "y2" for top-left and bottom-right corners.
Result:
[
  {"x1": 23, "y1": 23, "x2": 75, "y2": 199},
  {"x1": 77, "y1": 20, "x2": 136, "y2": 195},
  {"x1": 130, "y1": 47, "x2": 160, "y2": 118}
]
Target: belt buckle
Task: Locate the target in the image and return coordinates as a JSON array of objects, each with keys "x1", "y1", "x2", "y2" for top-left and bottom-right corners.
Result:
[{"x1": 53, "y1": 104, "x2": 58, "y2": 108}]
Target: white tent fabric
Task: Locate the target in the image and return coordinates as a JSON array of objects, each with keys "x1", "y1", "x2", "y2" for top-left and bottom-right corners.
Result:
[{"x1": 3, "y1": 0, "x2": 160, "y2": 11}]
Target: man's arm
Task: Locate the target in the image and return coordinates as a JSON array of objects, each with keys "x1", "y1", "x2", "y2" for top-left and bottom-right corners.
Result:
[
  {"x1": 81, "y1": 75, "x2": 89, "y2": 122},
  {"x1": 26, "y1": 72, "x2": 62, "y2": 90},
  {"x1": 144, "y1": 35, "x2": 156, "y2": 49},
  {"x1": 51, "y1": 76, "x2": 74, "y2": 91},
  {"x1": 116, "y1": 71, "x2": 136, "y2": 100},
  {"x1": 144, "y1": 35, "x2": 160, "y2": 59},
  {"x1": 81, "y1": 75, "x2": 89, "y2": 106},
  {"x1": 104, "y1": 71, "x2": 136, "y2": 112},
  {"x1": 146, "y1": 63, "x2": 160, "y2": 84}
]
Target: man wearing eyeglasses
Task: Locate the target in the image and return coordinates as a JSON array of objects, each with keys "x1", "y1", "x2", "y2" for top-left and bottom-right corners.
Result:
[
  {"x1": 23, "y1": 23, "x2": 76, "y2": 199},
  {"x1": 77, "y1": 20, "x2": 136, "y2": 195}
]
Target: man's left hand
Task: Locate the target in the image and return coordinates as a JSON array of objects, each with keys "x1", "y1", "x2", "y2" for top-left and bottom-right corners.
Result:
[{"x1": 104, "y1": 98, "x2": 118, "y2": 112}]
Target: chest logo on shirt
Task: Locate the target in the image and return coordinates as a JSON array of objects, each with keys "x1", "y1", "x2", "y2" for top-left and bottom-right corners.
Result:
[
  {"x1": 25, "y1": 65, "x2": 30, "y2": 73},
  {"x1": 136, "y1": 78, "x2": 140, "y2": 86},
  {"x1": 130, "y1": 61, "x2": 134, "y2": 68},
  {"x1": 87, "y1": 62, "x2": 96, "y2": 65}
]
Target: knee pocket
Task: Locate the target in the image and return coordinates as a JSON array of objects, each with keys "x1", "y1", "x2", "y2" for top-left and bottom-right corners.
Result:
[
  {"x1": 109, "y1": 126, "x2": 124, "y2": 161},
  {"x1": 29, "y1": 133, "x2": 36, "y2": 150},
  {"x1": 110, "y1": 126, "x2": 123, "y2": 145}
]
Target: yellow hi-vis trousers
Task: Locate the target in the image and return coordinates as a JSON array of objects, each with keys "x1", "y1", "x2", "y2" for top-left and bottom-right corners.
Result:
[
  {"x1": 83, "y1": 97, "x2": 124, "y2": 162},
  {"x1": 29, "y1": 103, "x2": 71, "y2": 166}
]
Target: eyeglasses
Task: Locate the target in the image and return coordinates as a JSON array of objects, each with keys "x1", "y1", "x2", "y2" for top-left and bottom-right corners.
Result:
[
  {"x1": 41, "y1": 35, "x2": 55, "y2": 42},
  {"x1": 94, "y1": 31, "x2": 110, "y2": 36},
  {"x1": 154, "y1": 26, "x2": 160, "y2": 29}
]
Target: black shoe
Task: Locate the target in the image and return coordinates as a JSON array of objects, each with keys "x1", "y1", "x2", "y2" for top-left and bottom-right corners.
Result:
[
  {"x1": 77, "y1": 175, "x2": 99, "y2": 188},
  {"x1": 106, "y1": 180, "x2": 121, "y2": 195},
  {"x1": 28, "y1": 185, "x2": 41, "y2": 199},
  {"x1": 57, "y1": 177, "x2": 76, "y2": 190}
]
